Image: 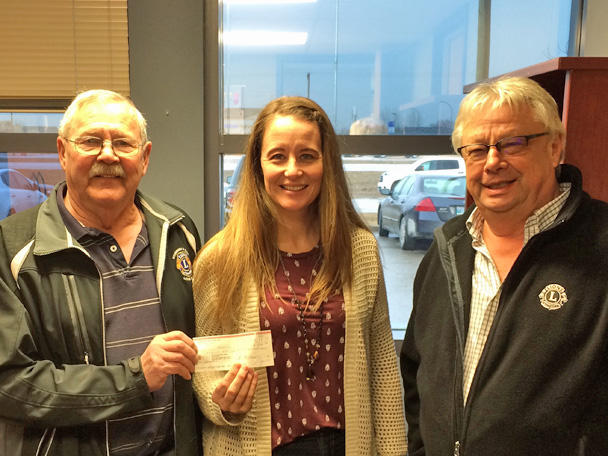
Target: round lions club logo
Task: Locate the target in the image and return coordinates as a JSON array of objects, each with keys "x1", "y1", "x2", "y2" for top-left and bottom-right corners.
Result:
[
  {"x1": 172, "y1": 248, "x2": 193, "y2": 281},
  {"x1": 538, "y1": 284, "x2": 568, "y2": 310}
]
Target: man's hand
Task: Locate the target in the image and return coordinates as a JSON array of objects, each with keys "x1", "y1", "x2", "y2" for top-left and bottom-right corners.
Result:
[
  {"x1": 141, "y1": 331, "x2": 198, "y2": 392},
  {"x1": 212, "y1": 364, "x2": 258, "y2": 414}
]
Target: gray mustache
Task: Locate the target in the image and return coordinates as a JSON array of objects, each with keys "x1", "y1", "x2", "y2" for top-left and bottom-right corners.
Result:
[{"x1": 89, "y1": 163, "x2": 126, "y2": 178}]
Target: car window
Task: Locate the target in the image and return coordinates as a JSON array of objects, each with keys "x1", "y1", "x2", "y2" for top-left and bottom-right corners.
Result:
[
  {"x1": 444, "y1": 177, "x2": 467, "y2": 196},
  {"x1": 393, "y1": 175, "x2": 415, "y2": 198},
  {"x1": 401, "y1": 175, "x2": 416, "y2": 195},
  {"x1": 421, "y1": 176, "x2": 466, "y2": 195},
  {"x1": 434, "y1": 160, "x2": 460, "y2": 170},
  {"x1": 414, "y1": 159, "x2": 460, "y2": 172},
  {"x1": 422, "y1": 178, "x2": 440, "y2": 194},
  {"x1": 391, "y1": 178, "x2": 407, "y2": 197},
  {"x1": 8, "y1": 170, "x2": 34, "y2": 190}
]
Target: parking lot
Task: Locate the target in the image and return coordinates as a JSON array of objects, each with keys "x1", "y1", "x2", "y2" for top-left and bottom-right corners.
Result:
[
  {"x1": 373, "y1": 228, "x2": 429, "y2": 339},
  {"x1": 342, "y1": 156, "x2": 431, "y2": 338}
]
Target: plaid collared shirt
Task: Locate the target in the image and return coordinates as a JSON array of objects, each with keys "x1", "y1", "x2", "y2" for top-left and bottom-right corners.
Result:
[{"x1": 461, "y1": 183, "x2": 571, "y2": 403}]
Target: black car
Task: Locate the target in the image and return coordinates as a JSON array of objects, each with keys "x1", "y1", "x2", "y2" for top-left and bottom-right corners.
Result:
[{"x1": 377, "y1": 172, "x2": 466, "y2": 249}]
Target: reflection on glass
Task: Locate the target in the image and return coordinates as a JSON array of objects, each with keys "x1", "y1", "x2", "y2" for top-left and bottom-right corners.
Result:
[
  {"x1": 221, "y1": 154, "x2": 246, "y2": 226},
  {"x1": 489, "y1": 0, "x2": 571, "y2": 77},
  {"x1": 0, "y1": 152, "x2": 63, "y2": 220},
  {"x1": 222, "y1": 0, "x2": 572, "y2": 137},
  {"x1": 0, "y1": 113, "x2": 62, "y2": 133}
]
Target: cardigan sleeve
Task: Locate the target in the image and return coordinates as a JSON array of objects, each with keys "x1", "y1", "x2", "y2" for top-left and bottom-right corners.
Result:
[
  {"x1": 352, "y1": 229, "x2": 408, "y2": 455},
  {"x1": 191, "y1": 245, "x2": 246, "y2": 427}
]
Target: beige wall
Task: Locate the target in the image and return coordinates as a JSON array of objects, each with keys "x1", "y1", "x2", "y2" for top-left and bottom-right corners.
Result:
[
  {"x1": 582, "y1": 0, "x2": 608, "y2": 56},
  {"x1": 128, "y1": 0, "x2": 206, "y2": 234}
]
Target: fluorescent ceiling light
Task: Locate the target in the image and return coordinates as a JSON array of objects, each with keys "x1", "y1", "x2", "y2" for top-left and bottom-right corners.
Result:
[
  {"x1": 224, "y1": 0, "x2": 316, "y2": 4},
  {"x1": 223, "y1": 31, "x2": 308, "y2": 46}
]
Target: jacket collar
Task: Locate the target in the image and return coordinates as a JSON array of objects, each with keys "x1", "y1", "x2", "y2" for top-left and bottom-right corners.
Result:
[
  {"x1": 439, "y1": 163, "x2": 585, "y2": 244},
  {"x1": 551, "y1": 163, "x2": 585, "y2": 226},
  {"x1": 33, "y1": 181, "x2": 184, "y2": 256}
]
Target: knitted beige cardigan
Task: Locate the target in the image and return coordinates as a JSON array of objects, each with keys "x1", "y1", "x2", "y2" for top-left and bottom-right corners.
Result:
[{"x1": 192, "y1": 228, "x2": 407, "y2": 455}]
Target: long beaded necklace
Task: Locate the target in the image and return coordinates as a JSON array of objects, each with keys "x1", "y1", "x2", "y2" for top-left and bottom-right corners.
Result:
[{"x1": 278, "y1": 249, "x2": 323, "y2": 381}]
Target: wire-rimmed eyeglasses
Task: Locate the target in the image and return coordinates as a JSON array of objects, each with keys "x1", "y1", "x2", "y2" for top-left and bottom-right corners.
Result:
[
  {"x1": 64, "y1": 136, "x2": 144, "y2": 157},
  {"x1": 457, "y1": 132, "x2": 549, "y2": 162}
]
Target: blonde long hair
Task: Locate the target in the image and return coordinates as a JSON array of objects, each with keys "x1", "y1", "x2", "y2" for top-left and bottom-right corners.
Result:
[{"x1": 198, "y1": 96, "x2": 368, "y2": 326}]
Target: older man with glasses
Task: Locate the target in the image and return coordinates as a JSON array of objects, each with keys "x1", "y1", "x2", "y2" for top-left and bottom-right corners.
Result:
[
  {"x1": 0, "y1": 90, "x2": 202, "y2": 456},
  {"x1": 401, "y1": 76, "x2": 608, "y2": 456}
]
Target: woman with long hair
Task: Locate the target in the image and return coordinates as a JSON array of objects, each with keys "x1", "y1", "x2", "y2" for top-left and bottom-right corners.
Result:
[{"x1": 192, "y1": 96, "x2": 406, "y2": 455}]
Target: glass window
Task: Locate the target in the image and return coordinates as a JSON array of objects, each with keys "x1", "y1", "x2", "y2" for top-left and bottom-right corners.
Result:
[
  {"x1": 391, "y1": 178, "x2": 407, "y2": 198},
  {"x1": 488, "y1": 0, "x2": 572, "y2": 77},
  {"x1": 0, "y1": 152, "x2": 63, "y2": 221},
  {"x1": 222, "y1": 0, "x2": 478, "y2": 136},
  {"x1": 392, "y1": 175, "x2": 413, "y2": 198},
  {"x1": 0, "y1": 113, "x2": 62, "y2": 134},
  {"x1": 222, "y1": 154, "x2": 246, "y2": 223},
  {"x1": 221, "y1": 0, "x2": 572, "y2": 138}
]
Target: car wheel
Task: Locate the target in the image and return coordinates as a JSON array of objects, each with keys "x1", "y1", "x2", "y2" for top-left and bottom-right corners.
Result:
[
  {"x1": 378, "y1": 208, "x2": 389, "y2": 237},
  {"x1": 399, "y1": 216, "x2": 416, "y2": 250}
]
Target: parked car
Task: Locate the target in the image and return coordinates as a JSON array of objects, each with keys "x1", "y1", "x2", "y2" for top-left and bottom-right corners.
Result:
[
  {"x1": 377, "y1": 155, "x2": 465, "y2": 194},
  {"x1": 0, "y1": 168, "x2": 49, "y2": 219},
  {"x1": 377, "y1": 172, "x2": 466, "y2": 250},
  {"x1": 223, "y1": 155, "x2": 245, "y2": 223}
]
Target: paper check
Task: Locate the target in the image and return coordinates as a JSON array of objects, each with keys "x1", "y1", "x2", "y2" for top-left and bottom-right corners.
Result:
[{"x1": 194, "y1": 330, "x2": 274, "y2": 372}]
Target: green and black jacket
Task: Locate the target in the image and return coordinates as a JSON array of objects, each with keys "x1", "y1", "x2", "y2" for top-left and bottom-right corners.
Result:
[{"x1": 0, "y1": 183, "x2": 202, "y2": 456}]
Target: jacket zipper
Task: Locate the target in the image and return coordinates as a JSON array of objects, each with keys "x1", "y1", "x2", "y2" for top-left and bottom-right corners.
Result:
[
  {"x1": 453, "y1": 352, "x2": 465, "y2": 454},
  {"x1": 451, "y1": 234, "x2": 532, "y2": 455},
  {"x1": 35, "y1": 427, "x2": 56, "y2": 456},
  {"x1": 436, "y1": 228, "x2": 467, "y2": 454},
  {"x1": 158, "y1": 220, "x2": 180, "y2": 452},
  {"x1": 62, "y1": 274, "x2": 93, "y2": 364}
]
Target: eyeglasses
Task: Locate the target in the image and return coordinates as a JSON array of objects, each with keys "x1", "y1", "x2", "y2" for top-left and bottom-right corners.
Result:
[
  {"x1": 64, "y1": 136, "x2": 144, "y2": 157},
  {"x1": 457, "y1": 132, "x2": 549, "y2": 162}
]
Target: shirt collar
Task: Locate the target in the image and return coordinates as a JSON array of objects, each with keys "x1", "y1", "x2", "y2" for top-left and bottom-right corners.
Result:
[
  {"x1": 56, "y1": 182, "x2": 91, "y2": 241},
  {"x1": 56, "y1": 181, "x2": 146, "y2": 242},
  {"x1": 466, "y1": 182, "x2": 571, "y2": 246}
]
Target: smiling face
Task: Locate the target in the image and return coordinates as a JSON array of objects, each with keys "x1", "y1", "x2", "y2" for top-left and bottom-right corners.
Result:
[
  {"x1": 260, "y1": 115, "x2": 323, "y2": 222},
  {"x1": 58, "y1": 100, "x2": 151, "y2": 216},
  {"x1": 462, "y1": 104, "x2": 563, "y2": 223}
]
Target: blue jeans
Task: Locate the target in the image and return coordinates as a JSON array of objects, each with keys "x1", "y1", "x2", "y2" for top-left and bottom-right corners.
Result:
[{"x1": 273, "y1": 428, "x2": 345, "y2": 456}]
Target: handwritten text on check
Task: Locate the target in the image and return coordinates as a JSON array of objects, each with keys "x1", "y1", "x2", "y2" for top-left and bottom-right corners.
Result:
[{"x1": 194, "y1": 330, "x2": 274, "y2": 372}]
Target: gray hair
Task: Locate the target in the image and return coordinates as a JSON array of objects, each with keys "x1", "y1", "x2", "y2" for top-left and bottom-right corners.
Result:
[
  {"x1": 58, "y1": 89, "x2": 148, "y2": 142},
  {"x1": 451, "y1": 76, "x2": 565, "y2": 152}
]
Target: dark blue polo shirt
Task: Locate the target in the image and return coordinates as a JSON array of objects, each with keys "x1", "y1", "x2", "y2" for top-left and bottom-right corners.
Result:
[{"x1": 57, "y1": 183, "x2": 174, "y2": 456}]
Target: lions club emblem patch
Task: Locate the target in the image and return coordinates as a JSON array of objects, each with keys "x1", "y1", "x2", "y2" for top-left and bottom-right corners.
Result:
[
  {"x1": 538, "y1": 284, "x2": 568, "y2": 310},
  {"x1": 172, "y1": 248, "x2": 193, "y2": 281}
]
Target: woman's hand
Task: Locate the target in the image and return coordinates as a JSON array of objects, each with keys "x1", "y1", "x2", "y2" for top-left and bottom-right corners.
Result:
[{"x1": 212, "y1": 363, "x2": 258, "y2": 414}]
